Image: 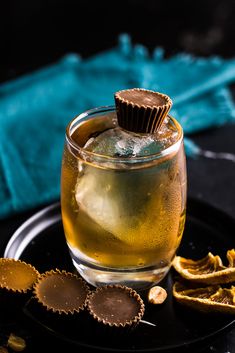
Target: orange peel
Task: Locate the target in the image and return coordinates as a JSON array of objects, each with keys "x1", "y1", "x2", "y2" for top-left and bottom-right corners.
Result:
[
  {"x1": 173, "y1": 249, "x2": 235, "y2": 285},
  {"x1": 173, "y1": 282, "x2": 235, "y2": 314}
]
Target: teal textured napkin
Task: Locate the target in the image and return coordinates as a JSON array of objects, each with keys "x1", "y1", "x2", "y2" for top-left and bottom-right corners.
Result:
[{"x1": 0, "y1": 34, "x2": 235, "y2": 218}]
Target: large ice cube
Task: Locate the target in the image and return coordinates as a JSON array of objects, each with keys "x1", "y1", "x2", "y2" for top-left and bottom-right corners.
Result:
[
  {"x1": 75, "y1": 118, "x2": 180, "y2": 245},
  {"x1": 75, "y1": 161, "x2": 165, "y2": 247},
  {"x1": 84, "y1": 117, "x2": 179, "y2": 158},
  {"x1": 75, "y1": 167, "x2": 123, "y2": 236}
]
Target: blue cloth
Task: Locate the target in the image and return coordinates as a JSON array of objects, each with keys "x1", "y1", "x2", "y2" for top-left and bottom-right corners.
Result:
[{"x1": 0, "y1": 34, "x2": 235, "y2": 218}]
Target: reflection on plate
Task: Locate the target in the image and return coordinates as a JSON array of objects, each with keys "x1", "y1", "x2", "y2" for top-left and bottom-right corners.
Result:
[{"x1": 4, "y1": 198, "x2": 235, "y2": 352}]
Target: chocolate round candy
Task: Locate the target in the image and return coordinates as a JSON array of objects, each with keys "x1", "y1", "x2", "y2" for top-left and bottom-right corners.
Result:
[
  {"x1": 34, "y1": 269, "x2": 90, "y2": 314},
  {"x1": 115, "y1": 88, "x2": 172, "y2": 134},
  {"x1": 87, "y1": 284, "x2": 145, "y2": 327},
  {"x1": 0, "y1": 258, "x2": 39, "y2": 293}
]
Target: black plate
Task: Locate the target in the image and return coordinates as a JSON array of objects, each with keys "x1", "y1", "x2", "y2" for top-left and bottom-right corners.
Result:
[{"x1": 4, "y1": 198, "x2": 235, "y2": 352}]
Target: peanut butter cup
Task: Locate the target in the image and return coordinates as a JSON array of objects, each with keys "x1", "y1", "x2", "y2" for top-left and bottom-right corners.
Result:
[
  {"x1": 115, "y1": 88, "x2": 172, "y2": 134},
  {"x1": 34, "y1": 269, "x2": 90, "y2": 314},
  {"x1": 0, "y1": 258, "x2": 39, "y2": 293},
  {"x1": 87, "y1": 285, "x2": 145, "y2": 328}
]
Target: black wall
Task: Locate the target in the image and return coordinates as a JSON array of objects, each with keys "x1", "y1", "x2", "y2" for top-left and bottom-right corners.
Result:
[{"x1": 2, "y1": 0, "x2": 235, "y2": 82}]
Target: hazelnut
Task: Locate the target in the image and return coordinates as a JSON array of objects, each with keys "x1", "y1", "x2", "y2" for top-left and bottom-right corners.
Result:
[
  {"x1": 148, "y1": 286, "x2": 167, "y2": 304},
  {"x1": 7, "y1": 334, "x2": 26, "y2": 352}
]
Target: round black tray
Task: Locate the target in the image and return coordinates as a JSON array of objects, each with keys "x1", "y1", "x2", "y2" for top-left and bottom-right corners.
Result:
[{"x1": 4, "y1": 198, "x2": 235, "y2": 352}]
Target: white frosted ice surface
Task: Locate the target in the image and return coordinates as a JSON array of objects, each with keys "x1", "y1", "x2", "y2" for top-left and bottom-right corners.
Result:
[{"x1": 84, "y1": 118, "x2": 179, "y2": 158}]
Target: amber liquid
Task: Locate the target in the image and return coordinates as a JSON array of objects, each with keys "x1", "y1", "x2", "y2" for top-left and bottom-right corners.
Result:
[{"x1": 61, "y1": 125, "x2": 186, "y2": 270}]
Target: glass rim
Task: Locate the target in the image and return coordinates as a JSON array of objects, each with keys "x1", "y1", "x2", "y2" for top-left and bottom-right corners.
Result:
[{"x1": 65, "y1": 105, "x2": 183, "y2": 164}]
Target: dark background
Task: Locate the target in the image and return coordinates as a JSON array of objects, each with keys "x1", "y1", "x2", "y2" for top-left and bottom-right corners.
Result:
[
  {"x1": 2, "y1": 0, "x2": 235, "y2": 82},
  {"x1": 1, "y1": 1, "x2": 235, "y2": 352}
]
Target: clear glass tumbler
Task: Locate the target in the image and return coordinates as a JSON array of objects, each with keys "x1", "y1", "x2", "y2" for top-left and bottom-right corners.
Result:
[{"x1": 61, "y1": 106, "x2": 187, "y2": 289}]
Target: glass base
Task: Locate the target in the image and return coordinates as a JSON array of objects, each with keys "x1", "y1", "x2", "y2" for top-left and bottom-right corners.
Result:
[{"x1": 71, "y1": 256, "x2": 170, "y2": 290}]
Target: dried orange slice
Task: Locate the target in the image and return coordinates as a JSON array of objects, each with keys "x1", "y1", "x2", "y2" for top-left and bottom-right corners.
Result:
[
  {"x1": 227, "y1": 249, "x2": 235, "y2": 267},
  {"x1": 173, "y1": 282, "x2": 235, "y2": 314},
  {"x1": 173, "y1": 249, "x2": 235, "y2": 285}
]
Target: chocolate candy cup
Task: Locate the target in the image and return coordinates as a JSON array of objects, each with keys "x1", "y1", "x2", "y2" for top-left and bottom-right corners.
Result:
[
  {"x1": 34, "y1": 269, "x2": 90, "y2": 314},
  {"x1": 87, "y1": 284, "x2": 145, "y2": 328},
  {"x1": 0, "y1": 258, "x2": 39, "y2": 293},
  {"x1": 115, "y1": 88, "x2": 172, "y2": 134}
]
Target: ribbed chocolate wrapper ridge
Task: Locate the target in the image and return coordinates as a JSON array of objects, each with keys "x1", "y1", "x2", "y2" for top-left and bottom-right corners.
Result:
[{"x1": 115, "y1": 88, "x2": 172, "y2": 134}]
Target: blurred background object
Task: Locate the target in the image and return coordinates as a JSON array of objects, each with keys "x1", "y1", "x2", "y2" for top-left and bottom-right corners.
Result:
[{"x1": 2, "y1": 0, "x2": 235, "y2": 82}]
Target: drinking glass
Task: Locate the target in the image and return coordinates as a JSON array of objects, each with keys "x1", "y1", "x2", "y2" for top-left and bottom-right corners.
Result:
[{"x1": 61, "y1": 106, "x2": 187, "y2": 289}]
